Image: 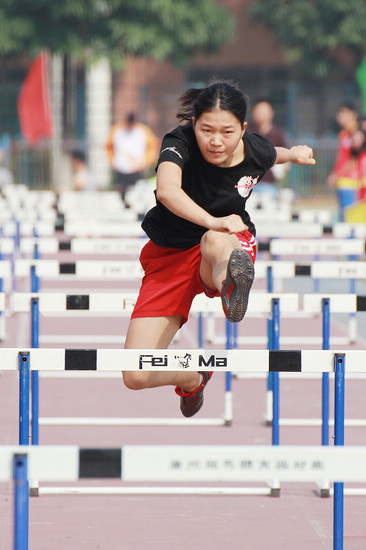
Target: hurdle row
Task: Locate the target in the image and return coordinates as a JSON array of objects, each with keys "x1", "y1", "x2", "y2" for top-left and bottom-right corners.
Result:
[
  {"x1": 2, "y1": 256, "x2": 366, "y2": 295},
  {"x1": 2, "y1": 219, "x2": 366, "y2": 239},
  {"x1": 8, "y1": 292, "x2": 299, "y2": 434},
  {"x1": 4, "y1": 443, "x2": 363, "y2": 550},
  {"x1": 3, "y1": 290, "x2": 366, "y2": 434},
  {"x1": 0, "y1": 348, "x2": 359, "y2": 550},
  {"x1": 0, "y1": 183, "x2": 331, "y2": 224},
  {"x1": 4, "y1": 256, "x2": 366, "y2": 347},
  {"x1": 5, "y1": 290, "x2": 365, "y2": 502},
  {"x1": 1, "y1": 234, "x2": 365, "y2": 257}
]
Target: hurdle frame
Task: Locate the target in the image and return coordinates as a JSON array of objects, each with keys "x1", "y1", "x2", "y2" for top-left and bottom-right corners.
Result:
[
  {"x1": 12, "y1": 292, "x2": 297, "y2": 439},
  {"x1": 1, "y1": 348, "x2": 362, "y2": 550}
]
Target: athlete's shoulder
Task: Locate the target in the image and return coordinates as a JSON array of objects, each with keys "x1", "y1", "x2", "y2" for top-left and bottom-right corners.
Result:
[
  {"x1": 245, "y1": 131, "x2": 275, "y2": 149},
  {"x1": 158, "y1": 124, "x2": 195, "y2": 167},
  {"x1": 163, "y1": 123, "x2": 194, "y2": 144}
]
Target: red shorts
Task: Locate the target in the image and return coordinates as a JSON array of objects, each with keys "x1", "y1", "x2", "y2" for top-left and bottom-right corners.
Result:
[{"x1": 131, "y1": 230, "x2": 257, "y2": 326}]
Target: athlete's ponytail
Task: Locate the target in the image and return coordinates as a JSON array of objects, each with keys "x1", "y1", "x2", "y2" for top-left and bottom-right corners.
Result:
[{"x1": 176, "y1": 80, "x2": 248, "y2": 127}]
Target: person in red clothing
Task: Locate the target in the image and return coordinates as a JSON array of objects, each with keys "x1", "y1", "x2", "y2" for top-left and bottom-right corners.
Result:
[
  {"x1": 327, "y1": 103, "x2": 359, "y2": 220},
  {"x1": 350, "y1": 128, "x2": 366, "y2": 201},
  {"x1": 122, "y1": 81, "x2": 315, "y2": 418}
]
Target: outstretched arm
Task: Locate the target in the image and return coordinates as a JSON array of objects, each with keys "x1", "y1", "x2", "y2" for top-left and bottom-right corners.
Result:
[
  {"x1": 275, "y1": 145, "x2": 316, "y2": 166},
  {"x1": 156, "y1": 161, "x2": 247, "y2": 234}
]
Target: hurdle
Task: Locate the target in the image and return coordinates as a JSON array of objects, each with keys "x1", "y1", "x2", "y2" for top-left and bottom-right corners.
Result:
[
  {"x1": 63, "y1": 221, "x2": 145, "y2": 237},
  {"x1": 208, "y1": 260, "x2": 366, "y2": 346},
  {"x1": 255, "y1": 221, "x2": 366, "y2": 240},
  {"x1": 10, "y1": 292, "x2": 298, "y2": 432},
  {"x1": 19, "y1": 236, "x2": 147, "y2": 256},
  {"x1": 3, "y1": 444, "x2": 363, "y2": 550},
  {"x1": 280, "y1": 294, "x2": 366, "y2": 430},
  {"x1": 258, "y1": 238, "x2": 366, "y2": 438},
  {"x1": 0, "y1": 349, "x2": 362, "y2": 550},
  {"x1": 18, "y1": 256, "x2": 366, "y2": 345},
  {"x1": 14, "y1": 258, "x2": 145, "y2": 290},
  {"x1": 249, "y1": 207, "x2": 332, "y2": 224},
  {"x1": 269, "y1": 237, "x2": 366, "y2": 259}
]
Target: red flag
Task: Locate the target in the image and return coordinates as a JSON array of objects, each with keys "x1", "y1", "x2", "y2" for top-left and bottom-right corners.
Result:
[{"x1": 18, "y1": 53, "x2": 53, "y2": 144}]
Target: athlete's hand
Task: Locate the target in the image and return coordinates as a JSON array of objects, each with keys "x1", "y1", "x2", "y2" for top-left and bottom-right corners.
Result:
[
  {"x1": 210, "y1": 214, "x2": 248, "y2": 234},
  {"x1": 289, "y1": 145, "x2": 316, "y2": 165}
]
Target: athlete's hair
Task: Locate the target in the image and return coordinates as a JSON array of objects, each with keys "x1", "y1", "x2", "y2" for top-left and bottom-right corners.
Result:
[{"x1": 176, "y1": 81, "x2": 248, "y2": 127}]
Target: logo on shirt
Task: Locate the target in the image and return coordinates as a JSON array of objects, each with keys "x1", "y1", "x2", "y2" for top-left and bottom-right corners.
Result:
[
  {"x1": 235, "y1": 175, "x2": 259, "y2": 198},
  {"x1": 160, "y1": 146, "x2": 183, "y2": 160}
]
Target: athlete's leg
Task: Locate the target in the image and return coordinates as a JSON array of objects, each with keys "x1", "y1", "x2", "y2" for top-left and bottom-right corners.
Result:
[
  {"x1": 122, "y1": 316, "x2": 200, "y2": 392},
  {"x1": 199, "y1": 230, "x2": 255, "y2": 322},
  {"x1": 199, "y1": 231, "x2": 241, "y2": 292}
]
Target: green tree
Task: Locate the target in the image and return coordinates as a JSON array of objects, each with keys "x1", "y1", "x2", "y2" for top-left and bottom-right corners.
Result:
[
  {"x1": 0, "y1": 0, "x2": 235, "y2": 67},
  {"x1": 250, "y1": 0, "x2": 366, "y2": 78}
]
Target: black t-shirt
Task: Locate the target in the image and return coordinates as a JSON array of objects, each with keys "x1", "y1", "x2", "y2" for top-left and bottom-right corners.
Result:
[{"x1": 142, "y1": 123, "x2": 276, "y2": 248}]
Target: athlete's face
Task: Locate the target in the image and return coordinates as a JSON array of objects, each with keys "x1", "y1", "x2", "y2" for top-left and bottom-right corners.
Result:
[{"x1": 193, "y1": 108, "x2": 246, "y2": 167}]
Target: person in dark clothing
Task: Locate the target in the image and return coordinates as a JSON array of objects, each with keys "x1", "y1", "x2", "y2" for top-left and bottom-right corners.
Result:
[
  {"x1": 122, "y1": 81, "x2": 315, "y2": 417},
  {"x1": 247, "y1": 97, "x2": 288, "y2": 197}
]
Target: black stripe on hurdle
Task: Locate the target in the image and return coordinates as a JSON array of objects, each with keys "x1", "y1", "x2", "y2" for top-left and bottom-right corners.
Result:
[
  {"x1": 59, "y1": 263, "x2": 76, "y2": 274},
  {"x1": 295, "y1": 264, "x2": 311, "y2": 276},
  {"x1": 258, "y1": 241, "x2": 270, "y2": 252},
  {"x1": 291, "y1": 213, "x2": 299, "y2": 221},
  {"x1": 357, "y1": 296, "x2": 366, "y2": 311},
  {"x1": 66, "y1": 295, "x2": 90, "y2": 310},
  {"x1": 323, "y1": 225, "x2": 333, "y2": 235},
  {"x1": 59, "y1": 240, "x2": 71, "y2": 251},
  {"x1": 79, "y1": 448, "x2": 122, "y2": 478},
  {"x1": 269, "y1": 350, "x2": 301, "y2": 372},
  {"x1": 65, "y1": 349, "x2": 97, "y2": 370}
]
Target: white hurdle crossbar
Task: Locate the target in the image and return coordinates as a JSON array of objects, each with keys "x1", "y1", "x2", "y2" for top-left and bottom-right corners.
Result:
[
  {"x1": 269, "y1": 238, "x2": 366, "y2": 257},
  {"x1": 4, "y1": 445, "x2": 365, "y2": 550},
  {"x1": 19, "y1": 237, "x2": 147, "y2": 256}
]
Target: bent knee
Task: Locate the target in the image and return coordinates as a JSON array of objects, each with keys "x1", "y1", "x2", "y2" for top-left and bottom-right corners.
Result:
[
  {"x1": 122, "y1": 371, "x2": 152, "y2": 390},
  {"x1": 201, "y1": 229, "x2": 219, "y2": 248},
  {"x1": 201, "y1": 230, "x2": 234, "y2": 249}
]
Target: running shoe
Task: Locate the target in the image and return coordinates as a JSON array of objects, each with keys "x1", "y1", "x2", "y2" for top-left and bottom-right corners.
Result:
[
  {"x1": 175, "y1": 371, "x2": 213, "y2": 417},
  {"x1": 221, "y1": 248, "x2": 254, "y2": 323}
]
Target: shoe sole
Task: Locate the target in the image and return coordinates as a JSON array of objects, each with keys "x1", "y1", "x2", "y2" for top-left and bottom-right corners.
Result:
[{"x1": 221, "y1": 249, "x2": 254, "y2": 323}]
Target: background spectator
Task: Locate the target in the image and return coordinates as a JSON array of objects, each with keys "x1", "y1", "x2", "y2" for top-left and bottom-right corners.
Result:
[
  {"x1": 327, "y1": 103, "x2": 359, "y2": 220},
  {"x1": 106, "y1": 112, "x2": 159, "y2": 207},
  {"x1": 247, "y1": 97, "x2": 288, "y2": 198},
  {"x1": 70, "y1": 149, "x2": 95, "y2": 192}
]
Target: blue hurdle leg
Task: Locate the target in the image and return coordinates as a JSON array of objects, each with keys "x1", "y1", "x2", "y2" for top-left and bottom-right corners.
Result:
[
  {"x1": 31, "y1": 298, "x2": 39, "y2": 445},
  {"x1": 270, "y1": 298, "x2": 280, "y2": 497},
  {"x1": 198, "y1": 312, "x2": 203, "y2": 349},
  {"x1": 225, "y1": 320, "x2": 233, "y2": 425},
  {"x1": 19, "y1": 354, "x2": 30, "y2": 446},
  {"x1": 13, "y1": 454, "x2": 29, "y2": 550},
  {"x1": 322, "y1": 298, "x2": 330, "y2": 447},
  {"x1": 333, "y1": 353, "x2": 345, "y2": 550},
  {"x1": 266, "y1": 266, "x2": 273, "y2": 424},
  {"x1": 271, "y1": 298, "x2": 280, "y2": 446}
]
